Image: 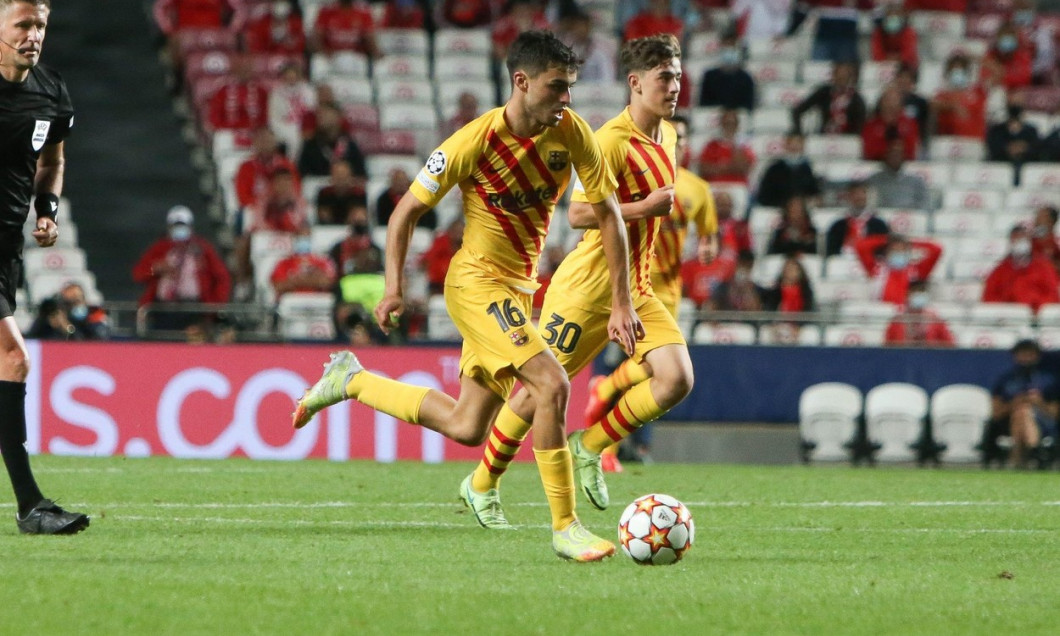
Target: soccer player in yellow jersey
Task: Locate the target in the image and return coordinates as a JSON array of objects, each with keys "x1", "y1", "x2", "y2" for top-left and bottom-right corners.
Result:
[
  {"x1": 589, "y1": 114, "x2": 720, "y2": 470},
  {"x1": 461, "y1": 34, "x2": 695, "y2": 523},
  {"x1": 292, "y1": 32, "x2": 642, "y2": 562}
]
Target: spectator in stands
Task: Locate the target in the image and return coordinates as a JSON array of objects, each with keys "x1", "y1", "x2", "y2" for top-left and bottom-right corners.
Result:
[
  {"x1": 983, "y1": 225, "x2": 1060, "y2": 312},
  {"x1": 984, "y1": 338, "x2": 1059, "y2": 468},
  {"x1": 732, "y1": 0, "x2": 790, "y2": 41},
  {"x1": 855, "y1": 233, "x2": 943, "y2": 305},
  {"x1": 903, "y1": 0, "x2": 965, "y2": 11},
  {"x1": 884, "y1": 280, "x2": 954, "y2": 348},
  {"x1": 791, "y1": 61, "x2": 866, "y2": 135},
  {"x1": 316, "y1": 160, "x2": 368, "y2": 225},
  {"x1": 27, "y1": 283, "x2": 109, "y2": 341},
  {"x1": 329, "y1": 204, "x2": 388, "y2": 342},
  {"x1": 235, "y1": 128, "x2": 300, "y2": 214},
  {"x1": 681, "y1": 238, "x2": 729, "y2": 309},
  {"x1": 153, "y1": 0, "x2": 241, "y2": 65},
  {"x1": 444, "y1": 91, "x2": 480, "y2": 138},
  {"x1": 492, "y1": 1, "x2": 550, "y2": 64},
  {"x1": 698, "y1": 32, "x2": 755, "y2": 111},
  {"x1": 986, "y1": 97, "x2": 1040, "y2": 178},
  {"x1": 862, "y1": 87, "x2": 919, "y2": 161},
  {"x1": 709, "y1": 250, "x2": 765, "y2": 312},
  {"x1": 556, "y1": 11, "x2": 616, "y2": 84},
  {"x1": 825, "y1": 180, "x2": 888, "y2": 256},
  {"x1": 331, "y1": 206, "x2": 383, "y2": 276},
  {"x1": 437, "y1": 0, "x2": 494, "y2": 28},
  {"x1": 932, "y1": 52, "x2": 987, "y2": 139},
  {"x1": 1031, "y1": 206, "x2": 1060, "y2": 270},
  {"x1": 421, "y1": 218, "x2": 464, "y2": 294},
  {"x1": 767, "y1": 197, "x2": 818, "y2": 256},
  {"x1": 980, "y1": 21, "x2": 1034, "y2": 92},
  {"x1": 270, "y1": 230, "x2": 337, "y2": 299},
  {"x1": 715, "y1": 190, "x2": 752, "y2": 260},
  {"x1": 381, "y1": 0, "x2": 426, "y2": 28},
  {"x1": 298, "y1": 103, "x2": 368, "y2": 178},
  {"x1": 894, "y1": 64, "x2": 930, "y2": 148},
  {"x1": 267, "y1": 63, "x2": 315, "y2": 160},
  {"x1": 243, "y1": 1, "x2": 304, "y2": 55},
  {"x1": 310, "y1": 0, "x2": 378, "y2": 57},
  {"x1": 868, "y1": 139, "x2": 931, "y2": 212},
  {"x1": 376, "y1": 167, "x2": 436, "y2": 229},
  {"x1": 808, "y1": 0, "x2": 869, "y2": 63},
  {"x1": 299, "y1": 83, "x2": 353, "y2": 140},
  {"x1": 756, "y1": 131, "x2": 821, "y2": 208},
  {"x1": 698, "y1": 109, "x2": 755, "y2": 186},
  {"x1": 208, "y1": 56, "x2": 269, "y2": 132},
  {"x1": 623, "y1": 0, "x2": 683, "y2": 41},
  {"x1": 1011, "y1": 0, "x2": 1057, "y2": 85},
  {"x1": 870, "y1": 4, "x2": 917, "y2": 69},
  {"x1": 132, "y1": 206, "x2": 231, "y2": 331},
  {"x1": 763, "y1": 255, "x2": 815, "y2": 314},
  {"x1": 246, "y1": 167, "x2": 308, "y2": 234}
]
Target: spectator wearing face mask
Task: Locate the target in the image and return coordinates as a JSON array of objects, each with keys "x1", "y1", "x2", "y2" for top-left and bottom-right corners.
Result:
[
  {"x1": 854, "y1": 233, "x2": 943, "y2": 305},
  {"x1": 330, "y1": 207, "x2": 382, "y2": 277},
  {"x1": 884, "y1": 280, "x2": 954, "y2": 347},
  {"x1": 986, "y1": 98, "x2": 1040, "y2": 178},
  {"x1": 270, "y1": 229, "x2": 337, "y2": 299},
  {"x1": 980, "y1": 22, "x2": 1033, "y2": 91},
  {"x1": 1009, "y1": 0, "x2": 1056, "y2": 85},
  {"x1": 132, "y1": 206, "x2": 232, "y2": 331},
  {"x1": 870, "y1": 5, "x2": 918, "y2": 69},
  {"x1": 756, "y1": 131, "x2": 821, "y2": 208},
  {"x1": 698, "y1": 32, "x2": 755, "y2": 111},
  {"x1": 933, "y1": 53, "x2": 987, "y2": 139},
  {"x1": 329, "y1": 210, "x2": 386, "y2": 343},
  {"x1": 983, "y1": 225, "x2": 1060, "y2": 312},
  {"x1": 1030, "y1": 206, "x2": 1060, "y2": 270},
  {"x1": 27, "y1": 283, "x2": 110, "y2": 341}
]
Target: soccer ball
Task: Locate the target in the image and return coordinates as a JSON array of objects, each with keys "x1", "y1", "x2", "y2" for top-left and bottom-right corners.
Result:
[{"x1": 617, "y1": 493, "x2": 694, "y2": 565}]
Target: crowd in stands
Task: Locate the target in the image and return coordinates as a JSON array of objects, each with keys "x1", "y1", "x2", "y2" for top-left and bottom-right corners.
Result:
[{"x1": 118, "y1": 0, "x2": 1060, "y2": 347}]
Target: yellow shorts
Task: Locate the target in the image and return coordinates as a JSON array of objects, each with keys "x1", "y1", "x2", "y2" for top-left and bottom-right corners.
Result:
[
  {"x1": 650, "y1": 271, "x2": 681, "y2": 319},
  {"x1": 538, "y1": 292, "x2": 687, "y2": 379},
  {"x1": 445, "y1": 276, "x2": 549, "y2": 399}
]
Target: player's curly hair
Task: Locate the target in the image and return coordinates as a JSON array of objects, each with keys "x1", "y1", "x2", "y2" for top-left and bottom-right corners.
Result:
[
  {"x1": 620, "y1": 34, "x2": 681, "y2": 75},
  {"x1": 506, "y1": 30, "x2": 580, "y2": 79}
]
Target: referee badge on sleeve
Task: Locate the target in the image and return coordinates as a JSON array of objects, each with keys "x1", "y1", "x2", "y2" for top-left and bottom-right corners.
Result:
[{"x1": 31, "y1": 120, "x2": 51, "y2": 151}]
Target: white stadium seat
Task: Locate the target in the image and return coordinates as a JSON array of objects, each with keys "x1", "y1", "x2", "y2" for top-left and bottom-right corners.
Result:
[
  {"x1": 749, "y1": 108, "x2": 792, "y2": 134},
  {"x1": 427, "y1": 294, "x2": 459, "y2": 340},
  {"x1": 373, "y1": 54, "x2": 429, "y2": 79},
  {"x1": 436, "y1": 80, "x2": 496, "y2": 113},
  {"x1": 365, "y1": 154, "x2": 423, "y2": 181},
  {"x1": 22, "y1": 247, "x2": 86, "y2": 273},
  {"x1": 931, "y1": 302, "x2": 969, "y2": 324},
  {"x1": 374, "y1": 28, "x2": 429, "y2": 56},
  {"x1": 277, "y1": 292, "x2": 335, "y2": 341},
  {"x1": 434, "y1": 53, "x2": 492, "y2": 80},
  {"x1": 745, "y1": 60, "x2": 798, "y2": 84},
  {"x1": 969, "y1": 303, "x2": 1033, "y2": 328},
  {"x1": 955, "y1": 326, "x2": 1023, "y2": 350},
  {"x1": 800, "y1": 60, "x2": 833, "y2": 84},
  {"x1": 837, "y1": 300, "x2": 898, "y2": 323},
  {"x1": 821, "y1": 160, "x2": 878, "y2": 183},
  {"x1": 932, "y1": 210, "x2": 992, "y2": 237},
  {"x1": 1005, "y1": 189, "x2": 1060, "y2": 210},
  {"x1": 930, "y1": 136, "x2": 985, "y2": 163},
  {"x1": 310, "y1": 225, "x2": 348, "y2": 255},
  {"x1": 1018, "y1": 164, "x2": 1060, "y2": 189},
  {"x1": 951, "y1": 162, "x2": 1015, "y2": 189},
  {"x1": 823, "y1": 324, "x2": 886, "y2": 346},
  {"x1": 373, "y1": 77, "x2": 434, "y2": 105},
  {"x1": 822, "y1": 254, "x2": 866, "y2": 281},
  {"x1": 936, "y1": 281, "x2": 984, "y2": 304},
  {"x1": 910, "y1": 11, "x2": 966, "y2": 38},
  {"x1": 685, "y1": 31, "x2": 721, "y2": 57},
  {"x1": 27, "y1": 271, "x2": 98, "y2": 305},
  {"x1": 1037, "y1": 303, "x2": 1060, "y2": 325},
  {"x1": 878, "y1": 209, "x2": 929, "y2": 236},
  {"x1": 380, "y1": 103, "x2": 438, "y2": 132},
  {"x1": 1036, "y1": 327, "x2": 1060, "y2": 349},
  {"x1": 748, "y1": 134, "x2": 786, "y2": 161},
  {"x1": 860, "y1": 61, "x2": 899, "y2": 87},
  {"x1": 904, "y1": 161, "x2": 953, "y2": 188},
  {"x1": 433, "y1": 28, "x2": 491, "y2": 56},
  {"x1": 864, "y1": 382, "x2": 929, "y2": 462},
  {"x1": 250, "y1": 231, "x2": 294, "y2": 261},
  {"x1": 760, "y1": 83, "x2": 812, "y2": 109},
  {"x1": 575, "y1": 81, "x2": 628, "y2": 108},
  {"x1": 940, "y1": 189, "x2": 1003, "y2": 210},
  {"x1": 311, "y1": 52, "x2": 369, "y2": 80},
  {"x1": 691, "y1": 323, "x2": 757, "y2": 345},
  {"x1": 931, "y1": 384, "x2": 991, "y2": 463},
  {"x1": 955, "y1": 237, "x2": 1008, "y2": 261},
  {"x1": 949, "y1": 258, "x2": 996, "y2": 282},
  {"x1": 747, "y1": 37, "x2": 806, "y2": 61},
  {"x1": 805, "y1": 135, "x2": 862, "y2": 161},
  {"x1": 798, "y1": 382, "x2": 862, "y2": 462},
  {"x1": 328, "y1": 76, "x2": 374, "y2": 105},
  {"x1": 991, "y1": 212, "x2": 1027, "y2": 233}
]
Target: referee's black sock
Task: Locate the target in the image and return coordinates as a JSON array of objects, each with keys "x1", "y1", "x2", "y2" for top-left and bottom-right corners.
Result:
[{"x1": 0, "y1": 381, "x2": 44, "y2": 517}]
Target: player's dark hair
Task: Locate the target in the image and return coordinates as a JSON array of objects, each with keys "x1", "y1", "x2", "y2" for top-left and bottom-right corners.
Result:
[
  {"x1": 505, "y1": 31, "x2": 579, "y2": 79},
  {"x1": 620, "y1": 33, "x2": 681, "y2": 75},
  {"x1": 0, "y1": 0, "x2": 50, "y2": 10}
]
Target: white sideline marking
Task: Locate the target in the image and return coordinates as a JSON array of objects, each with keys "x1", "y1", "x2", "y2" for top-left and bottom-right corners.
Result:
[{"x1": 69, "y1": 500, "x2": 1060, "y2": 510}]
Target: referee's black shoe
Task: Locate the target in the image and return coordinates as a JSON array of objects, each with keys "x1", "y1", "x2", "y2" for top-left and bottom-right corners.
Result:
[{"x1": 16, "y1": 499, "x2": 89, "y2": 535}]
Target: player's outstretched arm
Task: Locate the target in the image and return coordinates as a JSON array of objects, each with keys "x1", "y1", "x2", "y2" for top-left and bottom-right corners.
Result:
[
  {"x1": 32, "y1": 142, "x2": 65, "y2": 248},
  {"x1": 375, "y1": 191, "x2": 433, "y2": 333},
  {"x1": 591, "y1": 193, "x2": 644, "y2": 355},
  {"x1": 568, "y1": 184, "x2": 675, "y2": 228}
]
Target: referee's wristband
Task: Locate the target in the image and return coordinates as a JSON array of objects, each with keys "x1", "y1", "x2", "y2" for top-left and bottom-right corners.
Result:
[{"x1": 34, "y1": 193, "x2": 60, "y2": 222}]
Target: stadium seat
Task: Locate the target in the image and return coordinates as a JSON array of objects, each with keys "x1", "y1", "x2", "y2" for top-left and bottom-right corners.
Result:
[
  {"x1": 26, "y1": 271, "x2": 98, "y2": 305},
  {"x1": 936, "y1": 280, "x2": 983, "y2": 304},
  {"x1": 864, "y1": 382, "x2": 929, "y2": 462},
  {"x1": 949, "y1": 257, "x2": 996, "y2": 282},
  {"x1": 1036, "y1": 327, "x2": 1060, "y2": 349},
  {"x1": 798, "y1": 382, "x2": 862, "y2": 462},
  {"x1": 22, "y1": 247, "x2": 87, "y2": 273},
  {"x1": 990, "y1": 212, "x2": 1026, "y2": 234},
  {"x1": 176, "y1": 28, "x2": 238, "y2": 57},
  {"x1": 248, "y1": 53, "x2": 304, "y2": 79},
  {"x1": 930, "y1": 137, "x2": 985, "y2": 163},
  {"x1": 676, "y1": 298, "x2": 696, "y2": 338},
  {"x1": 276, "y1": 292, "x2": 335, "y2": 341},
  {"x1": 434, "y1": 53, "x2": 493, "y2": 81},
  {"x1": 822, "y1": 254, "x2": 865, "y2": 281},
  {"x1": 253, "y1": 253, "x2": 284, "y2": 306},
  {"x1": 327, "y1": 77, "x2": 375, "y2": 105},
  {"x1": 837, "y1": 300, "x2": 898, "y2": 323},
  {"x1": 577, "y1": 106, "x2": 614, "y2": 131},
  {"x1": 969, "y1": 303, "x2": 1033, "y2": 328},
  {"x1": 355, "y1": 129, "x2": 417, "y2": 156},
  {"x1": 379, "y1": 104, "x2": 438, "y2": 132},
  {"x1": 909, "y1": 12, "x2": 966, "y2": 38},
  {"x1": 800, "y1": 60, "x2": 833, "y2": 85},
  {"x1": 878, "y1": 209, "x2": 929, "y2": 236},
  {"x1": 433, "y1": 28, "x2": 491, "y2": 56},
  {"x1": 365, "y1": 154, "x2": 423, "y2": 180},
  {"x1": 436, "y1": 80, "x2": 496, "y2": 113},
  {"x1": 758, "y1": 323, "x2": 821, "y2": 346},
  {"x1": 427, "y1": 294, "x2": 460, "y2": 340},
  {"x1": 760, "y1": 83, "x2": 812, "y2": 109},
  {"x1": 748, "y1": 134, "x2": 786, "y2": 162},
  {"x1": 930, "y1": 302, "x2": 968, "y2": 324},
  {"x1": 374, "y1": 28, "x2": 430, "y2": 56},
  {"x1": 951, "y1": 162, "x2": 1015, "y2": 189},
  {"x1": 747, "y1": 37, "x2": 805, "y2": 61},
  {"x1": 954, "y1": 326, "x2": 1023, "y2": 349},
  {"x1": 748, "y1": 108, "x2": 791, "y2": 135},
  {"x1": 574, "y1": 81, "x2": 628, "y2": 109},
  {"x1": 685, "y1": 31, "x2": 721, "y2": 57},
  {"x1": 752, "y1": 253, "x2": 787, "y2": 286},
  {"x1": 928, "y1": 36, "x2": 988, "y2": 61},
  {"x1": 373, "y1": 54, "x2": 430, "y2": 80},
  {"x1": 310, "y1": 225, "x2": 348, "y2": 254},
  {"x1": 940, "y1": 189, "x2": 1003, "y2": 210},
  {"x1": 1036, "y1": 303, "x2": 1060, "y2": 325},
  {"x1": 821, "y1": 160, "x2": 878, "y2": 183},
  {"x1": 955, "y1": 236, "x2": 1008, "y2": 261},
  {"x1": 745, "y1": 61, "x2": 798, "y2": 84},
  {"x1": 691, "y1": 322, "x2": 757, "y2": 345},
  {"x1": 250, "y1": 230, "x2": 294, "y2": 261},
  {"x1": 965, "y1": 13, "x2": 1004, "y2": 39},
  {"x1": 311, "y1": 52, "x2": 370, "y2": 80},
  {"x1": 904, "y1": 161, "x2": 953, "y2": 188},
  {"x1": 183, "y1": 50, "x2": 233, "y2": 83},
  {"x1": 932, "y1": 209, "x2": 992, "y2": 237},
  {"x1": 343, "y1": 103, "x2": 381, "y2": 132},
  {"x1": 1005, "y1": 188, "x2": 1060, "y2": 210},
  {"x1": 930, "y1": 384, "x2": 991, "y2": 463},
  {"x1": 373, "y1": 77, "x2": 434, "y2": 105},
  {"x1": 817, "y1": 281, "x2": 872, "y2": 304},
  {"x1": 823, "y1": 324, "x2": 885, "y2": 346},
  {"x1": 1017, "y1": 164, "x2": 1060, "y2": 189},
  {"x1": 860, "y1": 61, "x2": 898, "y2": 88}
]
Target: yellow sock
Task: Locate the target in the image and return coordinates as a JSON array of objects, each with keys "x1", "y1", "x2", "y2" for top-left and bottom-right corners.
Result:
[
  {"x1": 534, "y1": 447, "x2": 577, "y2": 531},
  {"x1": 601, "y1": 443, "x2": 619, "y2": 457},
  {"x1": 582, "y1": 380, "x2": 665, "y2": 454},
  {"x1": 596, "y1": 359, "x2": 651, "y2": 403},
  {"x1": 345, "y1": 371, "x2": 431, "y2": 423},
  {"x1": 471, "y1": 404, "x2": 532, "y2": 492}
]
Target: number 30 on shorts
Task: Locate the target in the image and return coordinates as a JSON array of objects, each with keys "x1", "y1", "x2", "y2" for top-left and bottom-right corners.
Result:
[{"x1": 542, "y1": 312, "x2": 582, "y2": 354}]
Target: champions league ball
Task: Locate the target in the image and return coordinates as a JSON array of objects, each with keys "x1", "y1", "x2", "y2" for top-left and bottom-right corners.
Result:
[{"x1": 617, "y1": 493, "x2": 694, "y2": 565}]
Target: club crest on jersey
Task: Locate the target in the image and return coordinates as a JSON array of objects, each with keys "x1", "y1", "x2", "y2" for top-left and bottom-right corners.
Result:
[
  {"x1": 31, "y1": 120, "x2": 51, "y2": 151},
  {"x1": 509, "y1": 328, "x2": 529, "y2": 346},
  {"x1": 547, "y1": 150, "x2": 569, "y2": 171}
]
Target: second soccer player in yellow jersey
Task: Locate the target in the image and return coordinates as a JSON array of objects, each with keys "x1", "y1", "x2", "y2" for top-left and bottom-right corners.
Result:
[{"x1": 462, "y1": 34, "x2": 697, "y2": 521}]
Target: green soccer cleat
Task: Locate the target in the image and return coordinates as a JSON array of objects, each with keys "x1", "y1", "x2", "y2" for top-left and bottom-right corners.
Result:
[
  {"x1": 568, "y1": 430, "x2": 609, "y2": 510},
  {"x1": 552, "y1": 519, "x2": 615, "y2": 562},
  {"x1": 459, "y1": 474, "x2": 513, "y2": 530},
  {"x1": 292, "y1": 351, "x2": 363, "y2": 429}
]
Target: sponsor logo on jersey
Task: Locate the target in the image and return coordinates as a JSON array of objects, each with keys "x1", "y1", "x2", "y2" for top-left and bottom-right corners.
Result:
[
  {"x1": 425, "y1": 150, "x2": 447, "y2": 175},
  {"x1": 416, "y1": 171, "x2": 440, "y2": 193},
  {"x1": 509, "y1": 328, "x2": 529, "y2": 346},
  {"x1": 31, "y1": 120, "x2": 51, "y2": 151},
  {"x1": 487, "y1": 186, "x2": 558, "y2": 211},
  {"x1": 547, "y1": 150, "x2": 569, "y2": 171}
]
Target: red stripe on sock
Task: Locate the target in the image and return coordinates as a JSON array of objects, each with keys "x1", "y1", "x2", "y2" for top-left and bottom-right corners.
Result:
[
  {"x1": 492, "y1": 427, "x2": 522, "y2": 449},
  {"x1": 486, "y1": 439, "x2": 516, "y2": 463}
]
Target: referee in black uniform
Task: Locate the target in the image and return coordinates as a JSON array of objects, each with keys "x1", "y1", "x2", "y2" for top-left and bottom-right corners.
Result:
[{"x1": 0, "y1": 0, "x2": 87, "y2": 534}]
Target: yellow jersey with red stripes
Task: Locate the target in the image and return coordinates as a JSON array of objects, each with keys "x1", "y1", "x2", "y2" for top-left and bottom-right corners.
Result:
[
  {"x1": 652, "y1": 166, "x2": 718, "y2": 289},
  {"x1": 408, "y1": 106, "x2": 616, "y2": 292},
  {"x1": 552, "y1": 107, "x2": 677, "y2": 309}
]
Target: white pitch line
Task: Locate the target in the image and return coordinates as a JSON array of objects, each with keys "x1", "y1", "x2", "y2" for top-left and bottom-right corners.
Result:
[{"x1": 64, "y1": 500, "x2": 1060, "y2": 510}]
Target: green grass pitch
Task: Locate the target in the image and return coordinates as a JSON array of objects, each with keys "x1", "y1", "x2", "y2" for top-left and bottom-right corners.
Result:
[{"x1": 0, "y1": 456, "x2": 1057, "y2": 635}]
